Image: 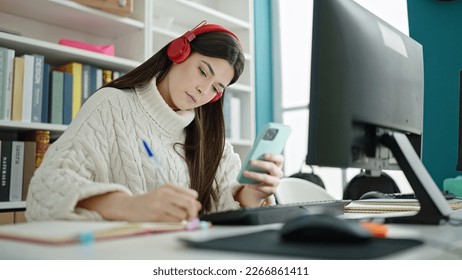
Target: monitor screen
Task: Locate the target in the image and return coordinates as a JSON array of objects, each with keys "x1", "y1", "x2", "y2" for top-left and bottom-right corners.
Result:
[
  {"x1": 304, "y1": 0, "x2": 461, "y2": 224},
  {"x1": 306, "y1": 0, "x2": 424, "y2": 172}
]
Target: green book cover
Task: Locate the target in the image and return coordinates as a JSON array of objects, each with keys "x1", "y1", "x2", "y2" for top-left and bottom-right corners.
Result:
[{"x1": 49, "y1": 71, "x2": 64, "y2": 124}]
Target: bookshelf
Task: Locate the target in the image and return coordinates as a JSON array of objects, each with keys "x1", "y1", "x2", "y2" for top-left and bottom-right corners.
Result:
[{"x1": 0, "y1": 0, "x2": 255, "y2": 214}]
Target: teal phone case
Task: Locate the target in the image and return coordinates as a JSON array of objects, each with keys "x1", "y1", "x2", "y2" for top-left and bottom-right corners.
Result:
[{"x1": 237, "y1": 123, "x2": 292, "y2": 184}]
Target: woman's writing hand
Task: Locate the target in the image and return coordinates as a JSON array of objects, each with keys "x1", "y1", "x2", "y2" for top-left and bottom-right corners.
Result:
[
  {"x1": 77, "y1": 185, "x2": 201, "y2": 222},
  {"x1": 124, "y1": 185, "x2": 202, "y2": 222}
]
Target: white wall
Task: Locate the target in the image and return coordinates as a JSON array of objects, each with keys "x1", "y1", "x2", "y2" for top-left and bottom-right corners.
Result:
[{"x1": 273, "y1": 0, "x2": 412, "y2": 198}]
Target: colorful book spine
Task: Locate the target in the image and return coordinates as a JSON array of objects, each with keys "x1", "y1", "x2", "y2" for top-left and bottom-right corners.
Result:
[
  {"x1": 81, "y1": 64, "x2": 91, "y2": 105},
  {"x1": 62, "y1": 72, "x2": 73, "y2": 125},
  {"x1": 41, "y1": 63, "x2": 51, "y2": 123},
  {"x1": 58, "y1": 62, "x2": 82, "y2": 120},
  {"x1": 96, "y1": 68, "x2": 103, "y2": 90},
  {"x1": 223, "y1": 90, "x2": 232, "y2": 138},
  {"x1": 9, "y1": 141, "x2": 24, "y2": 202},
  {"x1": 50, "y1": 71, "x2": 64, "y2": 125},
  {"x1": 21, "y1": 54, "x2": 35, "y2": 123},
  {"x1": 230, "y1": 95, "x2": 241, "y2": 139},
  {"x1": 31, "y1": 54, "x2": 44, "y2": 123},
  {"x1": 22, "y1": 141, "x2": 36, "y2": 201},
  {"x1": 34, "y1": 130, "x2": 50, "y2": 169},
  {"x1": 0, "y1": 47, "x2": 5, "y2": 119},
  {"x1": 0, "y1": 140, "x2": 12, "y2": 202},
  {"x1": 0, "y1": 47, "x2": 14, "y2": 120},
  {"x1": 89, "y1": 65, "x2": 98, "y2": 95},
  {"x1": 102, "y1": 69, "x2": 112, "y2": 85},
  {"x1": 4, "y1": 48, "x2": 15, "y2": 120},
  {"x1": 112, "y1": 71, "x2": 121, "y2": 80},
  {"x1": 11, "y1": 56, "x2": 24, "y2": 121}
]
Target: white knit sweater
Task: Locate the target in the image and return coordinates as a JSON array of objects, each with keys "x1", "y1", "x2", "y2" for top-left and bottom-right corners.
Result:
[{"x1": 26, "y1": 79, "x2": 242, "y2": 221}]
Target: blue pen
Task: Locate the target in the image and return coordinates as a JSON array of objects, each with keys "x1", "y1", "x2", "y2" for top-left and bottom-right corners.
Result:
[{"x1": 142, "y1": 139, "x2": 169, "y2": 184}]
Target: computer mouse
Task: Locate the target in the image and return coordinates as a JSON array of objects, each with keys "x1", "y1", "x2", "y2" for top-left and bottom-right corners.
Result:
[
  {"x1": 280, "y1": 214, "x2": 372, "y2": 243},
  {"x1": 359, "y1": 191, "x2": 392, "y2": 200}
]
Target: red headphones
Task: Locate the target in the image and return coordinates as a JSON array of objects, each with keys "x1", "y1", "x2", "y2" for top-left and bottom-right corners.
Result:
[{"x1": 167, "y1": 21, "x2": 240, "y2": 103}]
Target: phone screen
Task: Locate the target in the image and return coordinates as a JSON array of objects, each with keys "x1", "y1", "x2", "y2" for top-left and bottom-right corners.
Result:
[{"x1": 237, "y1": 123, "x2": 291, "y2": 184}]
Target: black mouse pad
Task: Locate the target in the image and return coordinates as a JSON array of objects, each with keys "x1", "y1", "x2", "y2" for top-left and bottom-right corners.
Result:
[{"x1": 182, "y1": 230, "x2": 423, "y2": 259}]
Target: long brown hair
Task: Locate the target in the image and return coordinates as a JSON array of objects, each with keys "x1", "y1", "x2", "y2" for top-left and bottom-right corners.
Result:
[{"x1": 103, "y1": 32, "x2": 245, "y2": 213}]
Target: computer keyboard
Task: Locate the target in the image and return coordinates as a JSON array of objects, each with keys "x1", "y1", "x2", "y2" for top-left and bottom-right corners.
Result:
[{"x1": 199, "y1": 200, "x2": 348, "y2": 225}]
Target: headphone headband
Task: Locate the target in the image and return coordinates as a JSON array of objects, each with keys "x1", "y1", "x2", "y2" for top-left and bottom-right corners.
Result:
[
  {"x1": 167, "y1": 21, "x2": 240, "y2": 103},
  {"x1": 167, "y1": 20, "x2": 240, "y2": 64},
  {"x1": 191, "y1": 22, "x2": 239, "y2": 41}
]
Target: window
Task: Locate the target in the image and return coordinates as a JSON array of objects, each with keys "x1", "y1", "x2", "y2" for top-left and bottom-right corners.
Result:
[{"x1": 272, "y1": 0, "x2": 412, "y2": 198}]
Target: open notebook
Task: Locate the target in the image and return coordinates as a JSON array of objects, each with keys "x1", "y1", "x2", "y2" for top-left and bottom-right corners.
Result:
[
  {"x1": 0, "y1": 220, "x2": 201, "y2": 245},
  {"x1": 345, "y1": 199, "x2": 462, "y2": 214}
]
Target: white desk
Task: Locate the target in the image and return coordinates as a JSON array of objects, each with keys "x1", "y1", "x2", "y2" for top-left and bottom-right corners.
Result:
[{"x1": 0, "y1": 221, "x2": 461, "y2": 260}]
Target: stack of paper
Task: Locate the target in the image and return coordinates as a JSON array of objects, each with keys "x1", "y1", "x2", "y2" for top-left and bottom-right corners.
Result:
[
  {"x1": 0, "y1": 220, "x2": 191, "y2": 245},
  {"x1": 345, "y1": 199, "x2": 462, "y2": 214}
]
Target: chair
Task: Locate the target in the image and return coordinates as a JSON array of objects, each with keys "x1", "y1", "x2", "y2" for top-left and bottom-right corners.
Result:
[
  {"x1": 288, "y1": 164, "x2": 326, "y2": 189},
  {"x1": 343, "y1": 170, "x2": 401, "y2": 200},
  {"x1": 275, "y1": 177, "x2": 336, "y2": 204},
  {"x1": 288, "y1": 171, "x2": 326, "y2": 189}
]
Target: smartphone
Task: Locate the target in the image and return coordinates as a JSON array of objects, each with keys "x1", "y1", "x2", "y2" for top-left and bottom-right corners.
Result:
[{"x1": 237, "y1": 123, "x2": 292, "y2": 184}]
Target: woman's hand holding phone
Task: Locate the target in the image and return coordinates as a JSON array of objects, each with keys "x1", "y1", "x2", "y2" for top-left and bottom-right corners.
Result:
[{"x1": 235, "y1": 123, "x2": 291, "y2": 207}]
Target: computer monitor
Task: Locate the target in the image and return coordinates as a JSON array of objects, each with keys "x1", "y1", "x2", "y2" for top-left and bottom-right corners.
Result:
[{"x1": 306, "y1": 0, "x2": 458, "y2": 224}]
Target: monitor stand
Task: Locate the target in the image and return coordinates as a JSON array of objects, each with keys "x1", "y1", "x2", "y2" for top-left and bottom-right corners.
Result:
[{"x1": 380, "y1": 132, "x2": 453, "y2": 224}]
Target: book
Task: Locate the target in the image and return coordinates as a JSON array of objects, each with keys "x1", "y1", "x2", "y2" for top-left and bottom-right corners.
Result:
[
  {"x1": 31, "y1": 54, "x2": 45, "y2": 123},
  {"x1": 21, "y1": 141, "x2": 36, "y2": 201},
  {"x1": 112, "y1": 70, "x2": 121, "y2": 80},
  {"x1": 96, "y1": 68, "x2": 103, "y2": 90},
  {"x1": 0, "y1": 47, "x2": 15, "y2": 120},
  {"x1": 34, "y1": 130, "x2": 50, "y2": 169},
  {"x1": 230, "y1": 95, "x2": 241, "y2": 139},
  {"x1": 344, "y1": 198, "x2": 462, "y2": 213},
  {"x1": 81, "y1": 64, "x2": 91, "y2": 105},
  {"x1": 89, "y1": 65, "x2": 99, "y2": 95},
  {"x1": 49, "y1": 70, "x2": 64, "y2": 124},
  {"x1": 0, "y1": 220, "x2": 202, "y2": 245},
  {"x1": 223, "y1": 91, "x2": 232, "y2": 138},
  {"x1": 102, "y1": 69, "x2": 112, "y2": 85},
  {"x1": 21, "y1": 54, "x2": 35, "y2": 122},
  {"x1": 4, "y1": 48, "x2": 15, "y2": 120},
  {"x1": 0, "y1": 47, "x2": 8, "y2": 119},
  {"x1": 0, "y1": 140, "x2": 12, "y2": 202},
  {"x1": 41, "y1": 63, "x2": 51, "y2": 123},
  {"x1": 58, "y1": 62, "x2": 82, "y2": 120},
  {"x1": 11, "y1": 56, "x2": 24, "y2": 121},
  {"x1": 62, "y1": 72, "x2": 73, "y2": 125},
  {"x1": 9, "y1": 141, "x2": 24, "y2": 202},
  {"x1": 18, "y1": 130, "x2": 50, "y2": 170},
  {"x1": 0, "y1": 47, "x2": 5, "y2": 119}
]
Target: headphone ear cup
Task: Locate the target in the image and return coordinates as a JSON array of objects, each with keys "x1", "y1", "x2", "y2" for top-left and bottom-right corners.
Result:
[
  {"x1": 209, "y1": 92, "x2": 223, "y2": 103},
  {"x1": 167, "y1": 37, "x2": 191, "y2": 64}
]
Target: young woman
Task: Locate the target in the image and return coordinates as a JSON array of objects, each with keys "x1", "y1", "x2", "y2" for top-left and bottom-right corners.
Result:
[{"x1": 26, "y1": 22, "x2": 284, "y2": 223}]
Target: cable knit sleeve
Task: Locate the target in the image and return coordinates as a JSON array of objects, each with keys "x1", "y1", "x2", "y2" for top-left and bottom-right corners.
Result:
[
  {"x1": 212, "y1": 141, "x2": 243, "y2": 212},
  {"x1": 26, "y1": 89, "x2": 133, "y2": 222}
]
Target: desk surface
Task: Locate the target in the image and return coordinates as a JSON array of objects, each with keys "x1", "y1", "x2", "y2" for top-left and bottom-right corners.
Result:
[{"x1": 0, "y1": 219, "x2": 462, "y2": 260}]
